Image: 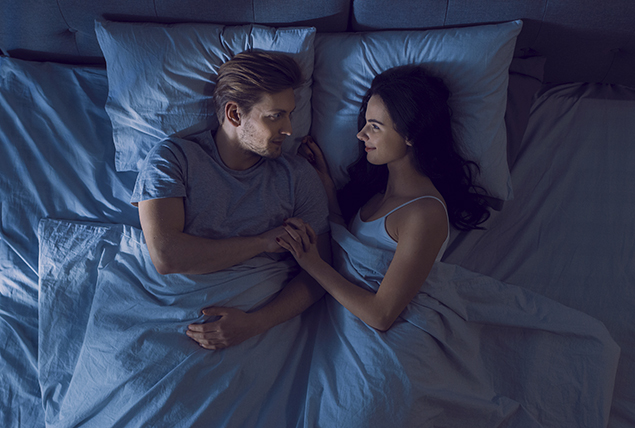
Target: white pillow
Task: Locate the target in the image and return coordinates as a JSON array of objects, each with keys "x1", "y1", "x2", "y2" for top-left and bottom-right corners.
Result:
[
  {"x1": 95, "y1": 21, "x2": 316, "y2": 172},
  {"x1": 311, "y1": 20, "x2": 522, "y2": 201}
]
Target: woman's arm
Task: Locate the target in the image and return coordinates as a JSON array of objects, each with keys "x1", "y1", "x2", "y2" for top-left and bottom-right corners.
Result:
[
  {"x1": 279, "y1": 202, "x2": 447, "y2": 331},
  {"x1": 298, "y1": 136, "x2": 346, "y2": 226}
]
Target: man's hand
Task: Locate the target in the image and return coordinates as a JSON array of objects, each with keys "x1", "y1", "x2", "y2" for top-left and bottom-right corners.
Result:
[
  {"x1": 259, "y1": 225, "x2": 290, "y2": 254},
  {"x1": 186, "y1": 307, "x2": 263, "y2": 350},
  {"x1": 186, "y1": 230, "x2": 331, "y2": 351}
]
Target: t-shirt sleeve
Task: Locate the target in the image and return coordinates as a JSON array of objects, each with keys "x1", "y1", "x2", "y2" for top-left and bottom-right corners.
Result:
[
  {"x1": 292, "y1": 160, "x2": 330, "y2": 235},
  {"x1": 130, "y1": 141, "x2": 187, "y2": 206}
]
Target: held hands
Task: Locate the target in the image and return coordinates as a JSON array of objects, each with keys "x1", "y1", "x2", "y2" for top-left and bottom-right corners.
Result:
[
  {"x1": 276, "y1": 217, "x2": 324, "y2": 274},
  {"x1": 187, "y1": 220, "x2": 322, "y2": 350},
  {"x1": 260, "y1": 225, "x2": 290, "y2": 253}
]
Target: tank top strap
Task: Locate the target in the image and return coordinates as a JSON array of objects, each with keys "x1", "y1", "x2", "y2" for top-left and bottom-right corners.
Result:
[{"x1": 384, "y1": 195, "x2": 448, "y2": 218}]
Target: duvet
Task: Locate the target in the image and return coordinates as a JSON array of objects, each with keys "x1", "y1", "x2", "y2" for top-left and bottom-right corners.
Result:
[
  {"x1": 304, "y1": 223, "x2": 620, "y2": 427},
  {"x1": 37, "y1": 219, "x2": 620, "y2": 427},
  {"x1": 38, "y1": 219, "x2": 309, "y2": 428}
]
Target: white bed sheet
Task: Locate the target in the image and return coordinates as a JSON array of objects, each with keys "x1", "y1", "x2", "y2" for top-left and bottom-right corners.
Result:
[{"x1": 443, "y1": 82, "x2": 635, "y2": 428}]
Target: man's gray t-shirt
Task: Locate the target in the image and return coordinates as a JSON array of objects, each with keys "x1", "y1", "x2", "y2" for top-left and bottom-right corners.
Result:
[{"x1": 131, "y1": 130, "x2": 329, "y2": 239}]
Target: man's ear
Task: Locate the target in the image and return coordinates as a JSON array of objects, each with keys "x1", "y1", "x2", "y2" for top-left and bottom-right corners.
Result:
[{"x1": 224, "y1": 102, "x2": 241, "y2": 127}]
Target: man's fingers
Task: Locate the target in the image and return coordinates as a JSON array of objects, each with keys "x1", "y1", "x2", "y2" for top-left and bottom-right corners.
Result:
[
  {"x1": 202, "y1": 307, "x2": 228, "y2": 316},
  {"x1": 187, "y1": 327, "x2": 230, "y2": 350}
]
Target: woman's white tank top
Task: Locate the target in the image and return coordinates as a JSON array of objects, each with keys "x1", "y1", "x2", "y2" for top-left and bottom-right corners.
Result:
[{"x1": 349, "y1": 196, "x2": 450, "y2": 261}]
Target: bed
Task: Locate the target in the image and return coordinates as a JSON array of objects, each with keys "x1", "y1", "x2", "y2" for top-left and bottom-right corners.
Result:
[{"x1": 0, "y1": 1, "x2": 633, "y2": 427}]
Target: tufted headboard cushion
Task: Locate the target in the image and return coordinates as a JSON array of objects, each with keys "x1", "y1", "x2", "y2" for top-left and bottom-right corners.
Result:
[
  {"x1": 1, "y1": 0, "x2": 633, "y2": 88},
  {"x1": 0, "y1": 0, "x2": 350, "y2": 64},
  {"x1": 351, "y1": 0, "x2": 635, "y2": 88}
]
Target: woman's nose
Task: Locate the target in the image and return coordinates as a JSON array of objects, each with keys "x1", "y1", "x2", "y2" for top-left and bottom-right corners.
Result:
[{"x1": 357, "y1": 129, "x2": 367, "y2": 141}]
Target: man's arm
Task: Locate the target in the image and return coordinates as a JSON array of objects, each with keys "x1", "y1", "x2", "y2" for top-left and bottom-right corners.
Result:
[
  {"x1": 187, "y1": 231, "x2": 331, "y2": 350},
  {"x1": 138, "y1": 197, "x2": 286, "y2": 275}
]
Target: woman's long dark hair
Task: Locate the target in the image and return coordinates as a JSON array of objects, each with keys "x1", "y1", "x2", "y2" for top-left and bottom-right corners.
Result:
[{"x1": 338, "y1": 65, "x2": 490, "y2": 231}]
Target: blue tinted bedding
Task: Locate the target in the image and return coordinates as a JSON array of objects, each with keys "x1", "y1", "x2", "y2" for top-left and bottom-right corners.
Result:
[
  {"x1": 0, "y1": 58, "x2": 139, "y2": 270},
  {"x1": 38, "y1": 219, "x2": 312, "y2": 427},
  {"x1": 0, "y1": 57, "x2": 138, "y2": 427},
  {"x1": 33, "y1": 218, "x2": 620, "y2": 427},
  {"x1": 304, "y1": 223, "x2": 620, "y2": 427},
  {"x1": 0, "y1": 55, "x2": 630, "y2": 427},
  {"x1": 443, "y1": 83, "x2": 635, "y2": 427}
]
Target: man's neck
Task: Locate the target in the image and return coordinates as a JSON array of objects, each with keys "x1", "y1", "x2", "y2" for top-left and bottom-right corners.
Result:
[{"x1": 214, "y1": 125, "x2": 261, "y2": 171}]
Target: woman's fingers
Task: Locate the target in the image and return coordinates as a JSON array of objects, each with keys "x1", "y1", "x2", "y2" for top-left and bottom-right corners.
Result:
[
  {"x1": 276, "y1": 233, "x2": 301, "y2": 257},
  {"x1": 286, "y1": 226, "x2": 311, "y2": 252},
  {"x1": 305, "y1": 223, "x2": 318, "y2": 244},
  {"x1": 284, "y1": 217, "x2": 304, "y2": 230},
  {"x1": 300, "y1": 136, "x2": 316, "y2": 163},
  {"x1": 297, "y1": 142, "x2": 314, "y2": 162},
  {"x1": 303, "y1": 136, "x2": 326, "y2": 162},
  {"x1": 284, "y1": 218, "x2": 314, "y2": 250},
  {"x1": 283, "y1": 223, "x2": 302, "y2": 242}
]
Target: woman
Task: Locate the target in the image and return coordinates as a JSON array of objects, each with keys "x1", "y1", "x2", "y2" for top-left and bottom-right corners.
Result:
[
  {"x1": 275, "y1": 65, "x2": 498, "y2": 427},
  {"x1": 279, "y1": 66, "x2": 617, "y2": 428},
  {"x1": 277, "y1": 64, "x2": 489, "y2": 331}
]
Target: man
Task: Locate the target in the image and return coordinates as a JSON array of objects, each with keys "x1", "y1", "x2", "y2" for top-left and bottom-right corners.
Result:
[{"x1": 131, "y1": 50, "x2": 330, "y2": 350}]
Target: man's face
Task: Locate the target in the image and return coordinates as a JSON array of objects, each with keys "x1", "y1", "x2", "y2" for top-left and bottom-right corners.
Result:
[{"x1": 236, "y1": 88, "x2": 295, "y2": 159}]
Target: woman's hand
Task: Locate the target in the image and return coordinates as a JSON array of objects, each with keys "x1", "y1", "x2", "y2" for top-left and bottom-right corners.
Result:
[
  {"x1": 276, "y1": 218, "x2": 325, "y2": 274},
  {"x1": 298, "y1": 136, "x2": 335, "y2": 189}
]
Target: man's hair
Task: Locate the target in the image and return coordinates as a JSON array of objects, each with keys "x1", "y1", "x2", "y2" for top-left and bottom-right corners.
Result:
[{"x1": 213, "y1": 50, "x2": 303, "y2": 123}]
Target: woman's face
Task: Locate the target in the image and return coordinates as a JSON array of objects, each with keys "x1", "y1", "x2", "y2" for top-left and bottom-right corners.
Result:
[{"x1": 357, "y1": 95, "x2": 410, "y2": 166}]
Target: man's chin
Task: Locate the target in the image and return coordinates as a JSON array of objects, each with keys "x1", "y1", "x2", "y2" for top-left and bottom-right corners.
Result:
[{"x1": 263, "y1": 146, "x2": 283, "y2": 159}]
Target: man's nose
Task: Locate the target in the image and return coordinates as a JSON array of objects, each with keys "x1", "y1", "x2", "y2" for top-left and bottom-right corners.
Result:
[{"x1": 280, "y1": 117, "x2": 293, "y2": 136}]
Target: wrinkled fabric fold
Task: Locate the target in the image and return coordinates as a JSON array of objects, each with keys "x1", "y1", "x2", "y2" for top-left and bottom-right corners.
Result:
[
  {"x1": 303, "y1": 222, "x2": 620, "y2": 428},
  {"x1": 38, "y1": 219, "x2": 309, "y2": 428}
]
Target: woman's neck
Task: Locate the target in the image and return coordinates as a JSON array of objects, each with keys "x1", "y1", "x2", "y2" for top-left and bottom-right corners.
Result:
[{"x1": 384, "y1": 157, "x2": 432, "y2": 199}]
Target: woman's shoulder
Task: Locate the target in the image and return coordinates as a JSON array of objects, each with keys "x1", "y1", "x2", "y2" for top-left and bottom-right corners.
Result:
[
  {"x1": 396, "y1": 195, "x2": 447, "y2": 223},
  {"x1": 386, "y1": 195, "x2": 449, "y2": 243}
]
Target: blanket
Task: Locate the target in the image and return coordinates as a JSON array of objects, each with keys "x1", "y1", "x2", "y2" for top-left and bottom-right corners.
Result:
[
  {"x1": 37, "y1": 219, "x2": 310, "y2": 428},
  {"x1": 303, "y1": 222, "x2": 620, "y2": 428},
  {"x1": 37, "y1": 219, "x2": 620, "y2": 427}
]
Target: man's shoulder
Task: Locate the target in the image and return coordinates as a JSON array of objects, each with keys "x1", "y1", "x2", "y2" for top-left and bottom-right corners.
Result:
[
  {"x1": 165, "y1": 129, "x2": 213, "y2": 150},
  {"x1": 153, "y1": 130, "x2": 214, "y2": 160}
]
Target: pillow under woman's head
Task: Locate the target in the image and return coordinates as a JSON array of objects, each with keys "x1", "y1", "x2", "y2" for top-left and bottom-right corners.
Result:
[
  {"x1": 95, "y1": 21, "x2": 316, "y2": 172},
  {"x1": 311, "y1": 20, "x2": 523, "y2": 202}
]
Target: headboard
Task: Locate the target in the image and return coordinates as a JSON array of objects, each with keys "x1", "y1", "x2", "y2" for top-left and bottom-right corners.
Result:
[
  {"x1": 351, "y1": 0, "x2": 635, "y2": 88},
  {"x1": 1, "y1": 0, "x2": 634, "y2": 87}
]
